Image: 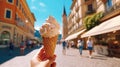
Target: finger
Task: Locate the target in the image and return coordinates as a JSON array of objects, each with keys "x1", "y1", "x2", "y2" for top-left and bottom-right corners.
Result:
[
  {"x1": 48, "y1": 54, "x2": 57, "y2": 64},
  {"x1": 37, "y1": 47, "x2": 46, "y2": 60},
  {"x1": 51, "y1": 62, "x2": 56, "y2": 67},
  {"x1": 53, "y1": 55, "x2": 56, "y2": 58},
  {"x1": 52, "y1": 55, "x2": 57, "y2": 61},
  {"x1": 38, "y1": 47, "x2": 45, "y2": 56},
  {"x1": 41, "y1": 53, "x2": 47, "y2": 61},
  {"x1": 33, "y1": 47, "x2": 44, "y2": 58}
]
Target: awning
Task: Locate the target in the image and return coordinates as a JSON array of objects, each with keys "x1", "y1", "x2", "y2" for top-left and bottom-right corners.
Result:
[
  {"x1": 31, "y1": 37, "x2": 40, "y2": 42},
  {"x1": 81, "y1": 15, "x2": 120, "y2": 38},
  {"x1": 65, "y1": 29, "x2": 86, "y2": 40}
]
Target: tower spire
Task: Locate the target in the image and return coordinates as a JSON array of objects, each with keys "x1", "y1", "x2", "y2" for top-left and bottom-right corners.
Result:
[{"x1": 63, "y1": 6, "x2": 67, "y2": 16}]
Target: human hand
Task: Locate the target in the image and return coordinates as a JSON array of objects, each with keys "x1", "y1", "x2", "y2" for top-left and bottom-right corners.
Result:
[{"x1": 31, "y1": 47, "x2": 56, "y2": 67}]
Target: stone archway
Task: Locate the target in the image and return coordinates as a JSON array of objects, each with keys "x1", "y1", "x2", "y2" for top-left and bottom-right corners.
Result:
[{"x1": 0, "y1": 31, "x2": 10, "y2": 45}]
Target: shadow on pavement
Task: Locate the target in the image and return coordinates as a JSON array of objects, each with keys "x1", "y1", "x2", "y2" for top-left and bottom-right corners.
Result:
[
  {"x1": 66, "y1": 54, "x2": 76, "y2": 57},
  {"x1": 0, "y1": 46, "x2": 41, "y2": 64},
  {"x1": 91, "y1": 55, "x2": 108, "y2": 60}
]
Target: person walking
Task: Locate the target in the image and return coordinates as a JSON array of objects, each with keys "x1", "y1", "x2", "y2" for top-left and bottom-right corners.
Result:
[
  {"x1": 87, "y1": 37, "x2": 93, "y2": 58},
  {"x1": 62, "y1": 40, "x2": 67, "y2": 55},
  {"x1": 9, "y1": 40, "x2": 14, "y2": 55},
  {"x1": 20, "y1": 40, "x2": 25, "y2": 55},
  {"x1": 77, "y1": 39, "x2": 84, "y2": 56},
  {"x1": 28, "y1": 39, "x2": 32, "y2": 49}
]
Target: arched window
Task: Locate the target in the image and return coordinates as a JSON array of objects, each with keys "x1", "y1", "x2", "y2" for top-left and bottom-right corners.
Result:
[
  {"x1": 106, "y1": 0, "x2": 113, "y2": 11},
  {"x1": 0, "y1": 31, "x2": 10, "y2": 45}
]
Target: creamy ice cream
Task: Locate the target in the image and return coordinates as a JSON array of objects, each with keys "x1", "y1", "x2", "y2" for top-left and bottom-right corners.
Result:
[
  {"x1": 40, "y1": 16, "x2": 60, "y2": 58},
  {"x1": 40, "y1": 16, "x2": 60, "y2": 38}
]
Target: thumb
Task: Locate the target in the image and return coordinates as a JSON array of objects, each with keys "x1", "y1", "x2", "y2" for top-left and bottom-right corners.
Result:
[
  {"x1": 47, "y1": 55, "x2": 56, "y2": 65},
  {"x1": 51, "y1": 62, "x2": 56, "y2": 67}
]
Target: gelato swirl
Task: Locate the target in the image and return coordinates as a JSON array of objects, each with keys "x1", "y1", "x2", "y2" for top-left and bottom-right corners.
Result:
[{"x1": 40, "y1": 16, "x2": 60, "y2": 38}]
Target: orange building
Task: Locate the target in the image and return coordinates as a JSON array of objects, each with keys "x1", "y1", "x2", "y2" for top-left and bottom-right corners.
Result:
[{"x1": 0, "y1": 0, "x2": 36, "y2": 47}]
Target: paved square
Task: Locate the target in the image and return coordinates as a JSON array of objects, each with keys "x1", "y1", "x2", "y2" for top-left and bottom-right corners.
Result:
[{"x1": 0, "y1": 45, "x2": 120, "y2": 67}]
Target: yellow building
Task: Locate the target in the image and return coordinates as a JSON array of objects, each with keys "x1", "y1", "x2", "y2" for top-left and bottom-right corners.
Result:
[
  {"x1": 65, "y1": 0, "x2": 96, "y2": 47},
  {"x1": 0, "y1": 0, "x2": 36, "y2": 47}
]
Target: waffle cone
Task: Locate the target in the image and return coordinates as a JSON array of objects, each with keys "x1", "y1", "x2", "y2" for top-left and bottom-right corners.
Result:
[{"x1": 42, "y1": 35, "x2": 58, "y2": 58}]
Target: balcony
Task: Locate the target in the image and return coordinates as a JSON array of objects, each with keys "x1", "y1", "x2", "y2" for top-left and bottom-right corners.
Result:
[
  {"x1": 71, "y1": 0, "x2": 77, "y2": 9},
  {"x1": 84, "y1": 0, "x2": 93, "y2": 5},
  {"x1": 85, "y1": 0, "x2": 89, "y2": 2},
  {"x1": 101, "y1": 0, "x2": 107, "y2": 4},
  {"x1": 75, "y1": 6, "x2": 79, "y2": 12},
  {"x1": 76, "y1": 17, "x2": 80, "y2": 23},
  {"x1": 101, "y1": 2, "x2": 120, "y2": 21}
]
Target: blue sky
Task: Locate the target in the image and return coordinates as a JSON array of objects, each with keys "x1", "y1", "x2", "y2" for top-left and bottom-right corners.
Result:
[{"x1": 26, "y1": 0, "x2": 72, "y2": 33}]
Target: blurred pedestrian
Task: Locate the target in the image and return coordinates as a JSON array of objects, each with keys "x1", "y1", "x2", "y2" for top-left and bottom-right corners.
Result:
[
  {"x1": 31, "y1": 42, "x2": 34, "y2": 48},
  {"x1": 26, "y1": 40, "x2": 29, "y2": 48},
  {"x1": 9, "y1": 40, "x2": 14, "y2": 55},
  {"x1": 20, "y1": 40, "x2": 25, "y2": 55},
  {"x1": 62, "y1": 40, "x2": 67, "y2": 55},
  {"x1": 66, "y1": 40, "x2": 70, "y2": 49},
  {"x1": 68, "y1": 41, "x2": 72, "y2": 48},
  {"x1": 28, "y1": 39, "x2": 32, "y2": 49},
  {"x1": 77, "y1": 39, "x2": 84, "y2": 56},
  {"x1": 87, "y1": 37, "x2": 93, "y2": 58},
  {"x1": 71, "y1": 41, "x2": 75, "y2": 48}
]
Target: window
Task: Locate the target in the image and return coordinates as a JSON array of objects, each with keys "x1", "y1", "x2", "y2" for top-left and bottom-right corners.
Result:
[
  {"x1": 0, "y1": 31, "x2": 10, "y2": 45},
  {"x1": 85, "y1": 0, "x2": 89, "y2": 2},
  {"x1": 88, "y1": 4, "x2": 93, "y2": 11},
  {"x1": 8, "y1": 0, "x2": 13, "y2": 3},
  {"x1": 105, "y1": 0, "x2": 113, "y2": 11},
  {"x1": 19, "y1": 3, "x2": 21, "y2": 10},
  {"x1": 16, "y1": 0, "x2": 18, "y2": 6},
  {"x1": 116, "y1": 35, "x2": 120, "y2": 40},
  {"x1": 15, "y1": 13, "x2": 18, "y2": 21},
  {"x1": 106, "y1": 0, "x2": 112, "y2": 8},
  {"x1": 5, "y1": 9, "x2": 12, "y2": 19}
]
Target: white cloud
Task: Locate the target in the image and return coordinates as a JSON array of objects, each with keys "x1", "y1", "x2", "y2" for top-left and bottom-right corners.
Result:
[
  {"x1": 39, "y1": 2, "x2": 46, "y2": 7},
  {"x1": 59, "y1": 26, "x2": 62, "y2": 34},
  {"x1": 34, "y1": 26, "x2": 40, "y2": 30}
]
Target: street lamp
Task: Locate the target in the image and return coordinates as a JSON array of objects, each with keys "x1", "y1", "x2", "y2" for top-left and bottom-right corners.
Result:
[
  {"x1": 25, "y1": 19, "x2": 29, "y2": 40},
  {"x1": 25, "y1": 19, "x2": 28, "y2": 23}
]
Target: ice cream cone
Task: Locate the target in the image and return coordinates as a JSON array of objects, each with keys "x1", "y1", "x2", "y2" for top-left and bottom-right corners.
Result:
[{"x1": 42, "y1": 35, "x2": 58, "y2": 58}]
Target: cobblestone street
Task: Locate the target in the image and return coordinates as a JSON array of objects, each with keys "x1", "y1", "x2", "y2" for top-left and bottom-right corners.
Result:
[{"x1": 0, "y1": 45, "x2": 120, "y2": 67}]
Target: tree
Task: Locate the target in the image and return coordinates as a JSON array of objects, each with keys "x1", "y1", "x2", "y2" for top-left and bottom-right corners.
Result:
[{"x1": 84, "y1": 12, "x2": 104, "y2": 30}]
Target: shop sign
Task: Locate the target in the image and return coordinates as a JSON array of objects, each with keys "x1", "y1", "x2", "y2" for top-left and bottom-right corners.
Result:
[
  {"x1": 2, "y1": 25, "x2": 11, "y2": 29},
  {"x1": 16, "y1": 21, "x2": 25, "y2": 27}
]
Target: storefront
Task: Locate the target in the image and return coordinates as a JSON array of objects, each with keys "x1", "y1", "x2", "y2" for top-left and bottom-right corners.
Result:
[
  {"x1": 81, "y1": 15, "x2": 120, "y2": 57},
  {"x1": 0, "y1": 22, "x2": 34, "y2": 47},
  {"x1": 0, "y1": 31, "x2": 10, "y2": 47},
  {"x1": 0, "y1": 23, "x2": 12, "y2": 47},
  {"x1": 65, "y1": 29, "x2": 86, "y2": 48}
]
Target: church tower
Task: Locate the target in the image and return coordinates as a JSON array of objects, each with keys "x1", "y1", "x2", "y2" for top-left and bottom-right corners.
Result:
[{"x1": 62, "y1": 6, "x2": 68, "y2": 39}]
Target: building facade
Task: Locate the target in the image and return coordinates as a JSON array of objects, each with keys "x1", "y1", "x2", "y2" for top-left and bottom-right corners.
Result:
[
  {"x1": 68, "y1": 0, "x2": 96, "y2": 34},
  {"x1": 0, "y1": 0, "x2": 36, "y2": 47},
  {"x1": 65, "y1": 0, "x2": 96, "y2": 46},
  {"x1": 81, "y1": 0, "x2": 120, "y2": 57}
]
